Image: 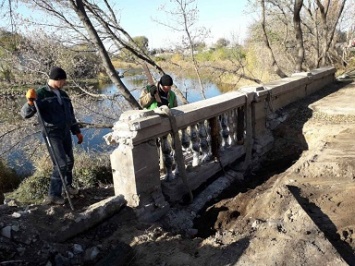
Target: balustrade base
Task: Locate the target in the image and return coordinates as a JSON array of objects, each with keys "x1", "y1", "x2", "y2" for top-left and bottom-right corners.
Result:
[
  {"x1": 134, "y1": 202, "x2": 170, "y2": 223},
  {"x1": 162, "y1": 145, "x2": 245, "y2": 204}
]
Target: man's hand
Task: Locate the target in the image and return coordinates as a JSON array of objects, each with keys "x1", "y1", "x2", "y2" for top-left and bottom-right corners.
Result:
[
  {"x1": 76, "y1": 133, "x2": 83, "y2": 144},
  {"x1": 149, "y1": 85, "x2": 157, "y2": 96},
  {"x1": 26, "y1": 88, "x2": 37, "y2": 106}
]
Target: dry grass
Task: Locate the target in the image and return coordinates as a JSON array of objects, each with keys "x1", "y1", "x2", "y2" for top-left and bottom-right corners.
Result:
[
  {"x1": 72, "y1": 148, "x2": 112, "y2": 188},
  {"x1": 5, "y1": 150, "x2": 112, "y2": 206}
]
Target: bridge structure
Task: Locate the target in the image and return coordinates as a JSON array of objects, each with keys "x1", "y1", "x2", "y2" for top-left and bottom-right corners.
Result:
[{"x1": 104, "y1": 66, "x2": 336, "y2": 222}]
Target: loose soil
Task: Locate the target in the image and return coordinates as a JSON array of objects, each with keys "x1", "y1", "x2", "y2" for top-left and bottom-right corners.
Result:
[{"x1": 1, "y1": 78, "x2": 355, "y2": 265}]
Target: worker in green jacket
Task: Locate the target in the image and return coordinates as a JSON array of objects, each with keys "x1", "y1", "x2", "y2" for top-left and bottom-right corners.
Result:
[
  {"x1": 139, "y1": 74, "x2": 177, "y2": 109},
  {"x1": 139, "y1": 74, "x2": 177, "y2": 181}
]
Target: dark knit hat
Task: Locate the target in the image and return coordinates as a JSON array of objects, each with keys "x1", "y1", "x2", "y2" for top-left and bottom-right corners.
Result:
[
  {"x1": 49, "y1": 67, "x2": 67, "y2": 80},
  {"x1": 160, "y1": 74, "x2": 173, "y2": 86}
]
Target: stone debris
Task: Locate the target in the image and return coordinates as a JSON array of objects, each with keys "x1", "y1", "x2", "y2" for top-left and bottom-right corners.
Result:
[
  {"x1": 11, "y1": 212, "x2": 21, "y2": 218},
  {"x1": 0, "y1": 194, "x2": 132, "y2": 265},
  {"x1": 84, "y1": 246, "x2": 100, "y2": 262},
  {"x1": 73, "y1": 243, "x2": 84, "y2": 254},
  {"x1": 1, "y1": 225, "x2": 12, "y2": 239}
]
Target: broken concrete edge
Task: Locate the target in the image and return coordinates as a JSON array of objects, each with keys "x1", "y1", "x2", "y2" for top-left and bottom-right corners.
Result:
[
  {"x1": 134, "y1": 162, "x2": 242, "y2": 225},
  {"x1": 160, "y1": 169, "x2": 244, "y2": 236},
  {"x1": 51, "y1": 195, "x2": 127, "y2": 243}
]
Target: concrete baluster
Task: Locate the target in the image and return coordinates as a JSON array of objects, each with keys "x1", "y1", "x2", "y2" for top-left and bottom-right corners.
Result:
[
  {"x1": 208, "y1": 116, "x2": 221, "y2": 162},
  {"x1": 228, "y1": 110, "x2": 236, "y2": 145},
  {"x1": 220, "y1": 113, "x2": 229, "y2": 148},
  {"x1": 237, "y1": 107, "x2": 245, "y2": 145},
  {"x1": 160, "y1": 135, "x2": 174, "y2": 181},
  {"x1": 190, "y1": 124, "x2": 200, "y2": 167},
  {"x1": 198, "y1": 121, "x2": 210, "y2": 163},
  {"x1": 181, "y1": 128, "x2": 190, "y2": 151}
]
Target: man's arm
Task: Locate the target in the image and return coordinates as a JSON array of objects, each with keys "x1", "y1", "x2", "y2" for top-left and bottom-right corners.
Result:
[
  {"x1": 67, "y1": 96, "x2": 83, "y2": 144},
  {"x1": 20, "y1": 103, "x2": 36, "y2": 119},
  {"x1": 139, "y1": 86, "x2": 155, "y2": 108},
  {"x1": 21, "y1": 88, "x2": 38, "y2": 119}
]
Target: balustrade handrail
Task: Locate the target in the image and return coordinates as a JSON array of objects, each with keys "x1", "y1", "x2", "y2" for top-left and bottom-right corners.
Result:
[
  {"x1": 107, "y1": 66, "x2": 336, "y2": 147},
  {"x1": 110, "y1": 90, "x2": 247, "y2": 146}
]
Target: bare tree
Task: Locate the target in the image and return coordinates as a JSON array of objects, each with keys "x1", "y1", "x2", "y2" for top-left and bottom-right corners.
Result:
[
  {"x1": 248, "y1": 0, "x2": 350, "y2": 76},
  {"x1": 0, "y1": 2, "x2": 190, "y2": 122},
  {"x1": 80, "y1": 0, "x2": 188, "y2": 104},
  {"x1": 156, "y1": 0, "x2": 209, "y2": 99},
  {"x1": 260, "y1": 0, "x2": 287, "y2": 78},
  {"x1": 293, "y1": 0, "x2": 305, "y2": 72},
  {"x1": 29, "y1": 0, "x2": 141, "y2": 109},
  {"x1": 315, "y1": 0, "x2": 347, "y2": 66},
  {"x1": 9, "y1": 0, "x2": 188, "y2": 108}
]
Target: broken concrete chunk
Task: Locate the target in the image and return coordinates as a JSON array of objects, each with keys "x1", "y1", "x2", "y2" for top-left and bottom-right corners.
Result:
[
  {"x1": 1, "y1": 225, "x2": 12, "y2": 238},
  {"x1": 84, "y1": 246, "x2": 100, "y2": 262},
  {"x1": 11, "y1": 212, "x2": 21, "y2": 218}
]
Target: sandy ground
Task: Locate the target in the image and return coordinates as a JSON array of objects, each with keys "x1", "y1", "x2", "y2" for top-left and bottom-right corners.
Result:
[{"x1": 1, "y1": 77, "x2": 355, "y2": 266}]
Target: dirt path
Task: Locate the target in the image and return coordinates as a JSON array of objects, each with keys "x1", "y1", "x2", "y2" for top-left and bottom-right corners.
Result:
[{"x1": 2, "y1": 79, "x2": 355, "y2": 265}]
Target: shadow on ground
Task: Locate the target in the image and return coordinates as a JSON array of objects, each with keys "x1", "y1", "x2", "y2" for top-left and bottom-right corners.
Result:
[{"x1": 288, "y1": 185, "x2": 355, "y2": 266}]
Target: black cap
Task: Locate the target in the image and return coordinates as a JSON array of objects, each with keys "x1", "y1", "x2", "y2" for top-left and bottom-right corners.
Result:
[
  {"x1": 49, "y1": 67, "x2": 67, "y2": 80},
  {"x1": 160, "y1": 74, "x2": 173, "y2": 86}
]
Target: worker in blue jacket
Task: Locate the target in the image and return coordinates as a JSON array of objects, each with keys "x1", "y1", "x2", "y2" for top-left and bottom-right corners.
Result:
[{"x1": 21, "y1": 67, "x2": 83, "y2": 205}]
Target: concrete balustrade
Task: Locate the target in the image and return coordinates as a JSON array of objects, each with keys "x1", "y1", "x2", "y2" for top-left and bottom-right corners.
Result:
[{"x1": 105, "y1": 66, "x2": 336, "y2": 221}]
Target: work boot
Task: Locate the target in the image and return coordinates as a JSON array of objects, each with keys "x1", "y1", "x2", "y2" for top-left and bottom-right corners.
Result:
[
  {"x1": 43, "y1": 196, "x2": 65, "y2": 205},
  {"x1": 66, "y1": 185, "x2": 79, "y2": 195}
]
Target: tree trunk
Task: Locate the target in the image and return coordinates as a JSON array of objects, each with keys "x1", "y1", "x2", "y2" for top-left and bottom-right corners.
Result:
[
  {"x1": 69, "y1": 0, "x2": 141, "y2": 109},
  {"x1": 261, "y1": 0, "x2": 287, "y2": 78},
  {"x1": 316, "y1": 0, "x2": 347, "y2": 66},
  {"x1": 83, "y1": 0, "x2": 188, "y2": 105},
  {"x1": 293, "y1": 0, "x2": 305, "y2": 72}
]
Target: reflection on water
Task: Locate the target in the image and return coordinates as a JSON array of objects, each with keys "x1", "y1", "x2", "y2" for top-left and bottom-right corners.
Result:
[
  {"x1": 99, "y1": 69, "x2": 223, "y2": 103},
  {"x1": 1, "y1": 71, "x2": 231, "y2": 175}
]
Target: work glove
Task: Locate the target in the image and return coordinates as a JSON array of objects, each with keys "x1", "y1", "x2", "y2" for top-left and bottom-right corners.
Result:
[
  {"x1": 76, "y1": 133, "x2": 83, "y2": 144},
  {"x1": 25, "y1": 88, "x2": 37, "y2": 106},
  {"x1": 149, "y1": 85, "x2": 157, "y2": 96}
]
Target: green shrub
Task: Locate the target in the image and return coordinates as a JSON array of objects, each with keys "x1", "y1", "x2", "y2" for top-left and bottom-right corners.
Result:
[
  {"x1": 5, "y1": 155, "x2": 51, "y2": 205},
  {"x1": 7, "y1": 173, "x2": 50, "y2": 205},
  {"x1": 0, "y1": 159, "x2": 21, "y2": 194}
]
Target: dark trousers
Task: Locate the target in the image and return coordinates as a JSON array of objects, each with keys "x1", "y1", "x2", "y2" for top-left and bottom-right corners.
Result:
[{"x1": 43, "y1": 128, "x2": 74, "y2": 197}]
